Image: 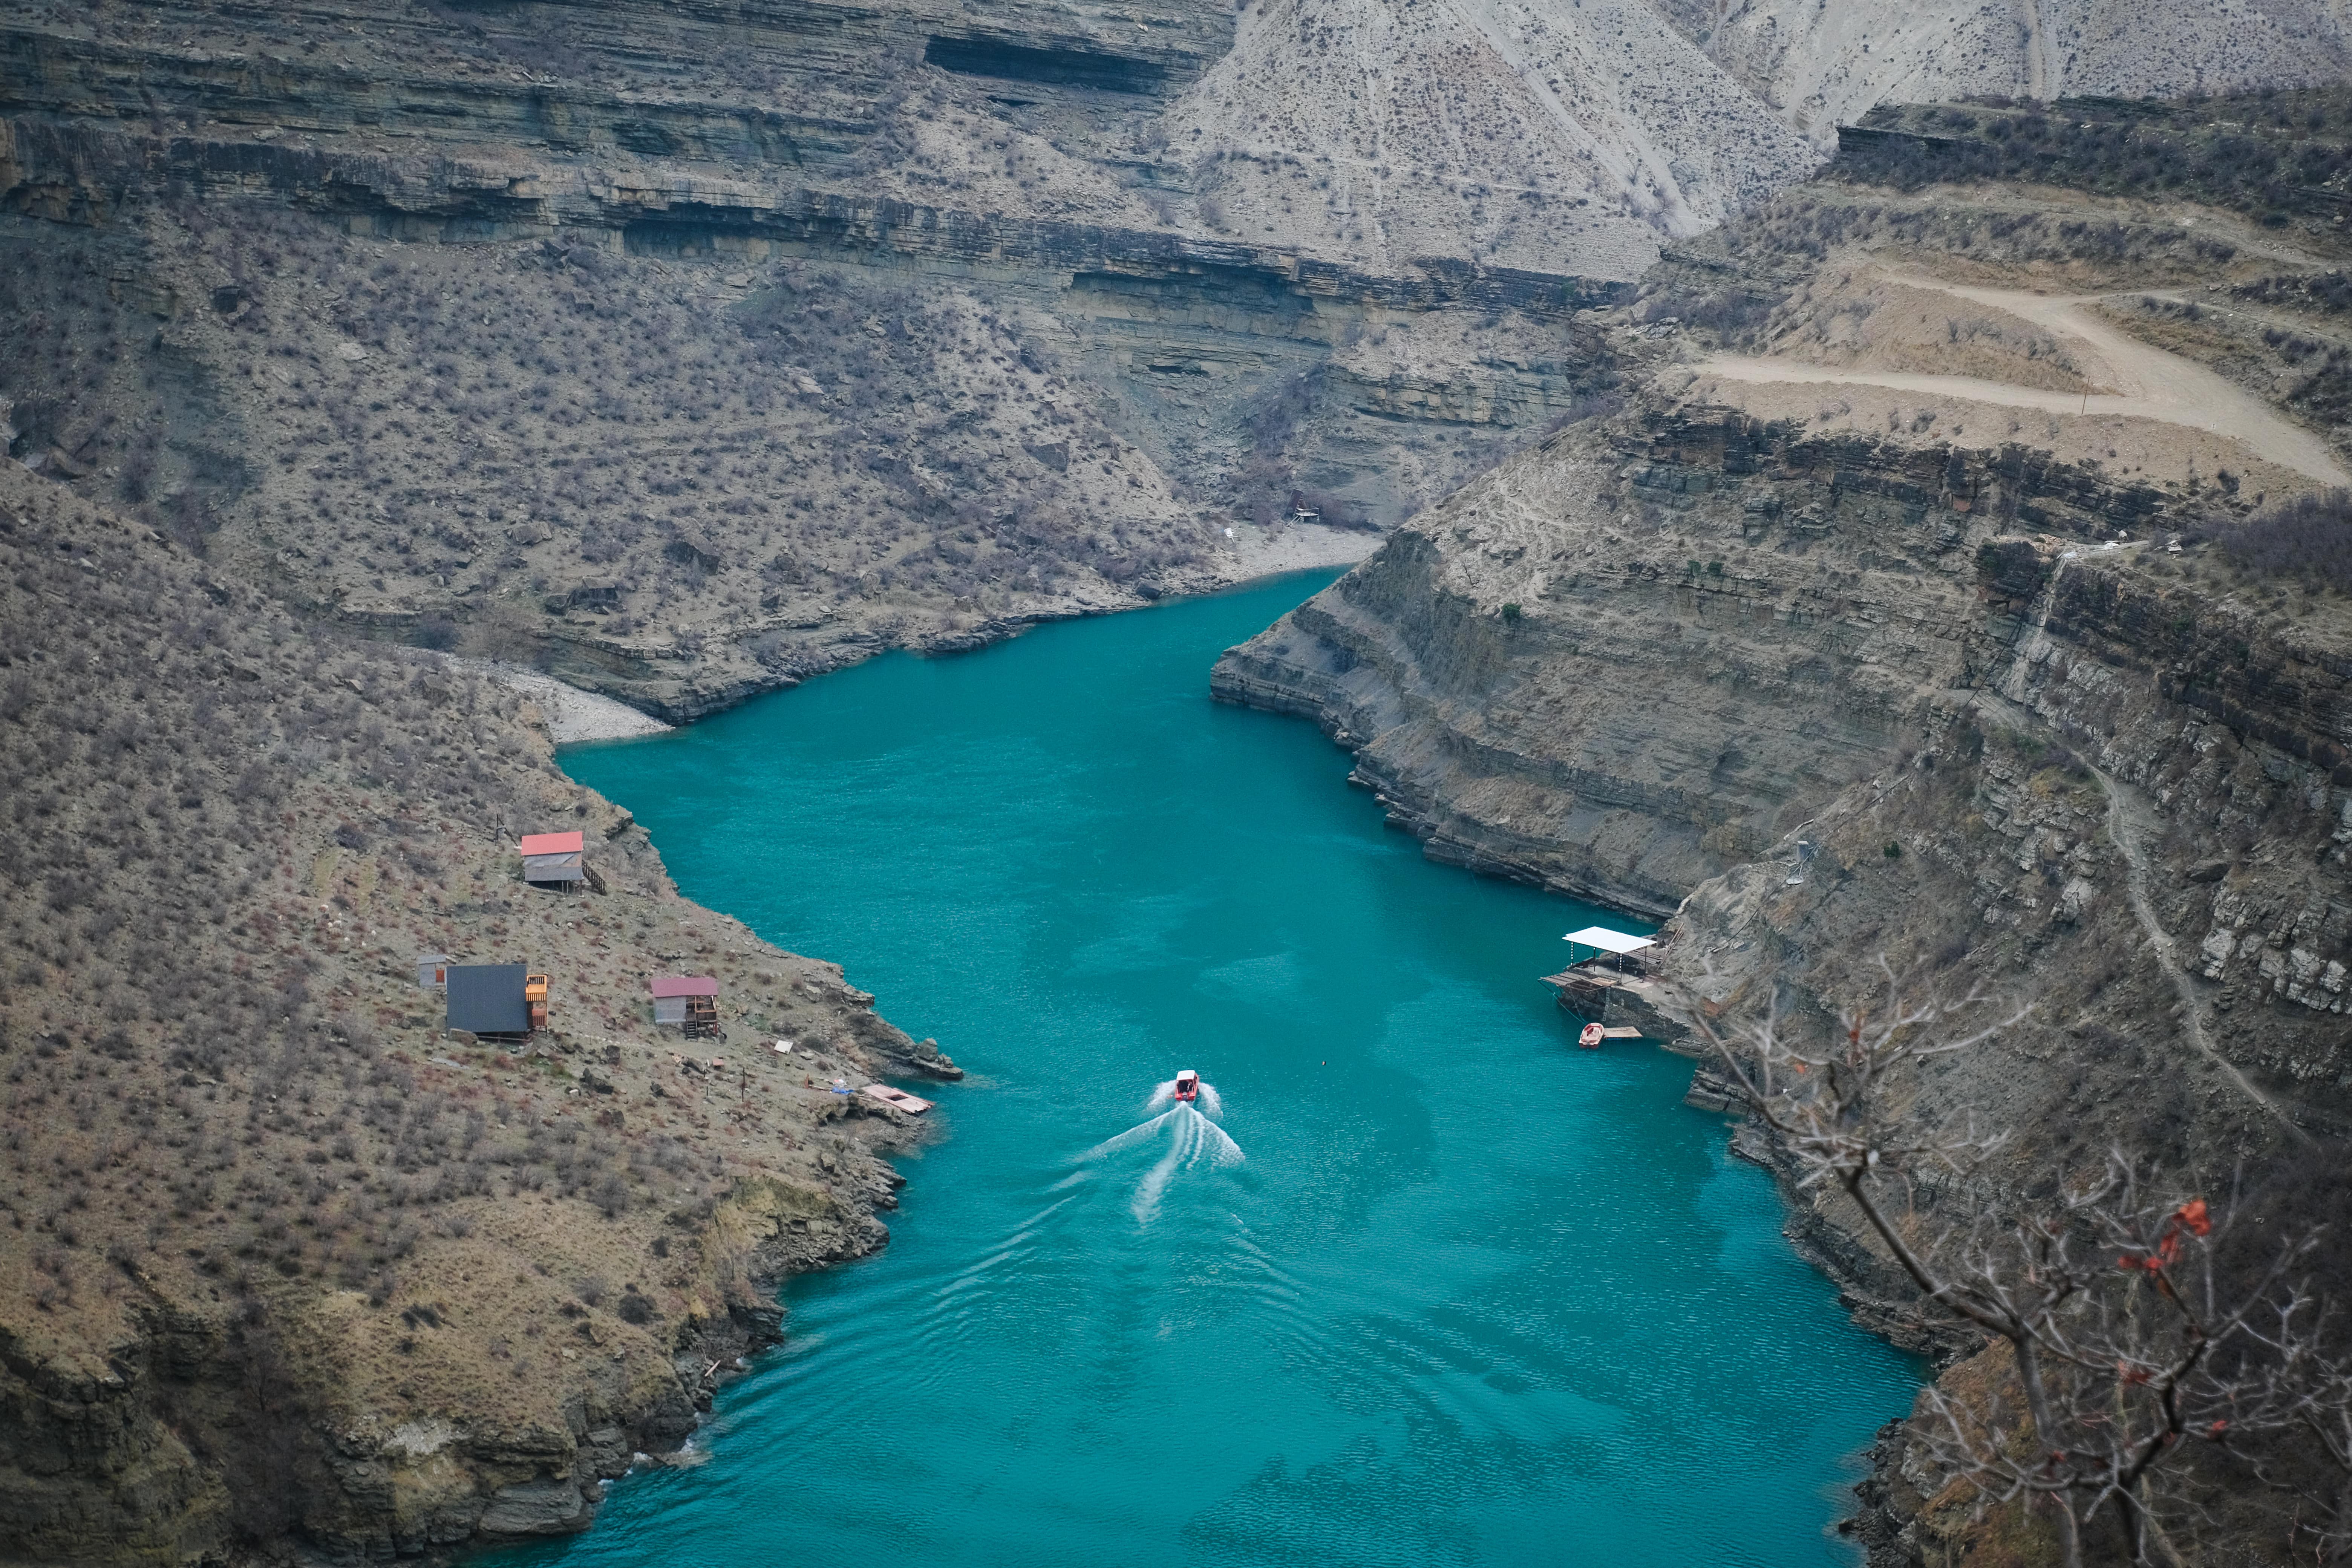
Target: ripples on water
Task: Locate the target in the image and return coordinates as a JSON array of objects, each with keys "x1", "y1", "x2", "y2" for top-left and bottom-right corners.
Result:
[{"x1": 521, "y1": 572, "x2": 1920, "y2": 1568}]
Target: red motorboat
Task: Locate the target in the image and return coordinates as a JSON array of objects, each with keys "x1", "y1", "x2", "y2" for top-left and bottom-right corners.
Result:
[{"x1": 1173, "y1": 1070, "x2": 1199, "y2": 1102}]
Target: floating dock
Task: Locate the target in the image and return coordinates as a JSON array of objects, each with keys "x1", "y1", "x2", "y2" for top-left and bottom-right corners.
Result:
[
  {"x1": 860, "y1": 1084, "x2": 934, "y2": 1115},
  {"x1": 1540, "y1": 925, "x2": 1689, "y2": 1048}
]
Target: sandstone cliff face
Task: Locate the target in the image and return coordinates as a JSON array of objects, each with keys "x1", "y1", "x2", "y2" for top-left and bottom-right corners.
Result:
[
  {"x1": 1214, "y1": 402, "x2": 2192, "y2": 910},
  {"x1": 1213, "y1": 311, "x2": 2352, "y2": 1568}
]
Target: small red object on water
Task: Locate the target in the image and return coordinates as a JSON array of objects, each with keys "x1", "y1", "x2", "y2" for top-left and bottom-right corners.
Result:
[{"x1": 1578, "y1": 1022, "x2": 1605, "y2": 1049}]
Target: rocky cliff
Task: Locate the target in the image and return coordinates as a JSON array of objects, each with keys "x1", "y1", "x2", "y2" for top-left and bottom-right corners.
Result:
[
  {"x1": 9, "y1": 2, "x2": 2337, "y2": 726},
  {"x1": 1214, "y1": 102, "x2": 2352, "y2": 1559},
  {"x1": 1213, "y1": 401, "x2": 2209, "y2": 911},
  {"x1": 1216, "y1": 388, "x2": 2352, "y2": 1568},
  {"x1": 0, "y1": 0, "x2": 1641, "y2": 721}
]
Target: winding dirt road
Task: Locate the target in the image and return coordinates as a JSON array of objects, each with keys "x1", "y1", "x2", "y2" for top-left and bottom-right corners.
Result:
[{"x1": 1699, "y1": 277, "x2": 2348, "y2": 486}]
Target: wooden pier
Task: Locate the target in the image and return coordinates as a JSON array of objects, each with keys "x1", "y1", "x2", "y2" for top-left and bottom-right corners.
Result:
[{"x1": 1541, "y1": 925, "x2": 1688, "y2": 1046}]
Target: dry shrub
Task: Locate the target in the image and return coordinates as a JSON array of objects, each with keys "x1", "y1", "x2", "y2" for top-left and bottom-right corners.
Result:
[{"x1": 2220, "y1": 490, "x2": 2352, "y2": 591}]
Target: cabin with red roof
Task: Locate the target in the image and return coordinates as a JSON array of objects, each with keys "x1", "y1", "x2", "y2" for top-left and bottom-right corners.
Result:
[
  {"x1": 651, "y1": 974, "x2": 720, "y2": 1036},
  {"x1": 519, "y1": 830, "x2": 585, "y2": 888}
]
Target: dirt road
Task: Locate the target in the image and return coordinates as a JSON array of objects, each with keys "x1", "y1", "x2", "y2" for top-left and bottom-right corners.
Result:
[{"x1": 1699, "y1": 277, "x2": 2348, "y2": 486}]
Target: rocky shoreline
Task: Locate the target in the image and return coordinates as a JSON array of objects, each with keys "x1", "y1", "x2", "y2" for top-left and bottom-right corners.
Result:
[
  {"x1": 500, "y1": 528, "x2": 1378, "y2": 735},
  {"x1": 1209, "y1": 377, "x2": 2352, "y2": 1557},
  {"x1": 0, "y1": 461, "x2": 971, "y2": 1566}
]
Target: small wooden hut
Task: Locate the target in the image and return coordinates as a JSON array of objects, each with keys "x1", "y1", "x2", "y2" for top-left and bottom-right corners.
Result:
[
  {"x1": 520, "y1": 830, "x2": 585, "y2": 889},
  {"x1": 651, "y1": 975, "x2": 720, "y2": 1037},
  {"x1": 416, "y1": 953, "x2": 450, "y2": 991},
  {"x1": 447, "y1": 964, "x2": 532, "y2": 1039}
]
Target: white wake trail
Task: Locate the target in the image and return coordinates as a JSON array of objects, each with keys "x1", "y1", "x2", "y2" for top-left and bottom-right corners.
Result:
[
  {"x1": 1080, "y1": 1108, "x2": 1176, "y2": 1162},
  {"x1": 1197, "y1": 1113, "x2": 1245, "y2": 1167},
  {"x1": 1131, "y1": 1114, "x2": 1194, "y2": 1224},
  {"x1": 1083, "y1": 1099, "x2": 1245, "y2": 1225}
]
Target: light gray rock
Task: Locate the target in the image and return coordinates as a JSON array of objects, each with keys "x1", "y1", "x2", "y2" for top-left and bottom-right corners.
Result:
[{"x1": 477, "y1": 1478, "x2": 589, "y2": 1537}]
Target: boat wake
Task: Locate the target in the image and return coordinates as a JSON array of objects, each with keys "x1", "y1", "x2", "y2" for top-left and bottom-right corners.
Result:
[{"x1": 1081, "y1": 1087, "x2": 1243, "y2": 1225}]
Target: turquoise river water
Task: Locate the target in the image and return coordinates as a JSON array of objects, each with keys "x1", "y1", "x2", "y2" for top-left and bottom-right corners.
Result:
[{"x1": 532, "y1": 571, "x2": 1919, "y2": 1568}]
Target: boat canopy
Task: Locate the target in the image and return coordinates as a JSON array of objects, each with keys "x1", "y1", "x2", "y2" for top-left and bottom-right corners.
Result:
[{"x1": 1563, "y1": 926, "x2": 1654, "y2": 955}]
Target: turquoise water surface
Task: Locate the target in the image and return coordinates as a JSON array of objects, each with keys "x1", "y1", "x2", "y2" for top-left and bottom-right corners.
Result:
[{"x1": 539, "y1": 572, "x2": 1918, "y2": 1568}]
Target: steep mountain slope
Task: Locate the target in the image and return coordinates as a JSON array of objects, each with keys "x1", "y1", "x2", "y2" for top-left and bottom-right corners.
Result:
[
  {"x1": 0, "y1": 0, "x2": 1625, "y2": 713},
  {"x1": 10, "y1": 2, "x2": 2338, "y2": 720},
  {"x1": 1161, "y1": 0, "x2": 1815, "y2": 273},
  {"x1": 1687, "y1": 0, "x2": 2352, "y2": 142},
  {"x1": 0, "y1": 461, "x2": 952, "y2": 1563},
  {"x1": 1214, "y1": 93, "x2": 2352, "y2": 1559}
]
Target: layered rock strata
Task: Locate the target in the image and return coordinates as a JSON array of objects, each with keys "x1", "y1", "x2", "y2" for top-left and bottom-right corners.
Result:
[
  {"x1": 1215, "y1": 403, "x2": 2191, "y2": 908},
  {"x1": 1216, "y1": 390, "x2": 2352, "y2": 1565}
]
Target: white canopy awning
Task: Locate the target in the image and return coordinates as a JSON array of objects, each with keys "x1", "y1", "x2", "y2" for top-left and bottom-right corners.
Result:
[{"x1": 1563, "y1": 926, "x2": 1655, "y2": 955}]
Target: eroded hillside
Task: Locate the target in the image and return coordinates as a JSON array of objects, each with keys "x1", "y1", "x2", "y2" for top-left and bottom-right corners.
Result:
[
  {"x1": 8, "y1": 4, "x2": 2341, "y2": 718},
  {"x1": 1214, "y1": 89, "x2": 2352, "y2": 1562},
  {"x1": 1689, "y1": 0, "x2": 2352, "y2": 142},
  {"x1": 0, "y1": 461, "x2": 954, "y2": 1562},
  {"x1": 0, "y1": 0, "x2": 1640, "y2": 717}
]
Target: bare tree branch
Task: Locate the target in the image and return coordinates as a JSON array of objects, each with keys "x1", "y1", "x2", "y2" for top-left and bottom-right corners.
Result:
[{"x1": 1682, "y1": 959, "x2": 2347, "y2": 1567}]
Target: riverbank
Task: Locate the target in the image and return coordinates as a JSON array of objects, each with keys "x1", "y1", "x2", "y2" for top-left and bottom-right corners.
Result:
[
  {"x1": 470, "y1": 527, "x2": 1382, "y2": 742},
  {"x1": 551, "y1": 567, "x2": 1918, "y2": 1568},
  {"x1": 0, "y1": 464, "x2": 955, "y2": 1565},
  {"x1": 450, "y1": 657, "x2": 677, "y2": 744}
]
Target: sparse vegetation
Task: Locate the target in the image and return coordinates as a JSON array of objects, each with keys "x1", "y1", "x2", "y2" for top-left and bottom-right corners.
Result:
[
  {"x1": 2219, "y1": 490, "x2": 2352, "y2": 590},
  {"x1": 1836, "y1": 87, "x2": 2352, "y2": 239},
  {"x1": 1695, "y1": 974, "x2": 2352, "y2": 1566},
  {"x1": 0, "y1": 467, "x2": 930, "y2": 1560}
]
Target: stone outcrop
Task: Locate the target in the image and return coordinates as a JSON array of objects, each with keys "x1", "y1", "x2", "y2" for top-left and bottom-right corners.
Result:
[
  {"x1": 1215, "y1": 381, "x2": 2352, "y2": 1560},
  {"x1": 1214, "y1": 404, "x2": 2197, "y2": 912}
]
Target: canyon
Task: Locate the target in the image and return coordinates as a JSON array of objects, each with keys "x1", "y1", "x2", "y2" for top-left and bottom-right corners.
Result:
[
  {"x1": 7, "y1": 0, "x2": 2346, "y2": 720},
  {"x1": 5, "y1": 0, "x2": 2352, "y2": 1561},
  {"x1": 1216, "y1": 87, "x2": 2352, "y2": 1563}
]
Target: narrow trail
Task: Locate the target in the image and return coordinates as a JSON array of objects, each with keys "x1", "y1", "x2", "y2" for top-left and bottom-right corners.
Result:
[
  {"x1": 1979, "y1": 660, "x2": 2306, "y2": 1139},
  {"x1": 2019, "y1": 0, "x2": 2059, "y2": 103},
  {"x1": 1348, "y1": 0, "x2": 1395, "y2": 274},
  {"x1": 1697, "y1": 275, "x2": 2349, "y2": 486},
  {"x1": 2088, "y1": 763, "x2": 2308, "y2": 1141}
]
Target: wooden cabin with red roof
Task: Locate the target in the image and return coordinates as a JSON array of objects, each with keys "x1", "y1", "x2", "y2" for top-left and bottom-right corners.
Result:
[
  {"x1": 519, "y1": 830, "x2": 585, "y2": 890},
  {"x1": 651, "y1": 975, "x2": 720, "y2": 1037}
]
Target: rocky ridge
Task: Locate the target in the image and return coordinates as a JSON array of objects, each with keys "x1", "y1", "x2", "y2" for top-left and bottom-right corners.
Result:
[
  {"x1": 1213, "y1": 101, "x2": 2352, "y2": 1560},
  {"x1": 10, "y1": 3, "x2": 2341, "y2": 725}
]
